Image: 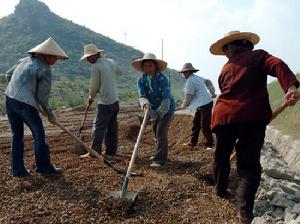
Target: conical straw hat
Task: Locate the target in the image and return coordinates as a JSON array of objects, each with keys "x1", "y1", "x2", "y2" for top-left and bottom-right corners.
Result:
[{"x1": 28, "y1": 37, "x2": 69, "y2": 60}]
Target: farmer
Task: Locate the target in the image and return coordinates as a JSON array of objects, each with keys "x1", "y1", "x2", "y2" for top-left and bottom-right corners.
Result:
[
  {"x1": 179, "y1": 63, "x2": 216, "y2": 149},
  {"x1": 5, "y1": 37, "x2": 68, "y2": 177},
  {"x1": 80, "y1": 44, "x2": 120, "y2": 157},
  {"x1": 209, "y1": 31, "x2": 300, "y2": 223},
  {"x1": 133, "y1": 53, "x2": 175, "y2": 168}
]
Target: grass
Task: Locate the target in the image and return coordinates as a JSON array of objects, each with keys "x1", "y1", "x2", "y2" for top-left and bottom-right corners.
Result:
[{"x1": 268, "y1": 74, "x2": 300, "y2": 140}]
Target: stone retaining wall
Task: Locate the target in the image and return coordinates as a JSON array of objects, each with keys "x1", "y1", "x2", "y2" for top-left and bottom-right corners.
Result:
[{"x1": 265, "y1": 126, "x2": 300, "y2": 175}]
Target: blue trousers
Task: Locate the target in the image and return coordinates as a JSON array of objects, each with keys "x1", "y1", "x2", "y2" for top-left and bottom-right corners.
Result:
[{"x1": 6, "y1": 96, "x2": 55, "y2": 176}]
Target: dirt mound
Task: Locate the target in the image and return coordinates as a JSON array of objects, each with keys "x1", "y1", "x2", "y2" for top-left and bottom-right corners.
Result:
[{"x1": 0, "y1": 109, "x2": 239, "y2": 223}]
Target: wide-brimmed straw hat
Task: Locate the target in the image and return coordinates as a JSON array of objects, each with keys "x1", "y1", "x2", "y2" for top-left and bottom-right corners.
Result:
[
  {"x1": 80, "y1": 43, "x2": 104, "y2": 61},
  {"x1": 210, "y1": 31, "x2": 260, "y2": 55},
  {"x1": 27, "y1": 37, "x2": 69, "y2": 60},
  {"x1": 132, "y1": 53, "x2": 167, "y2": 72},
  {"x1": 179, "y1": 63, "x2": 199, "y2": 73}
]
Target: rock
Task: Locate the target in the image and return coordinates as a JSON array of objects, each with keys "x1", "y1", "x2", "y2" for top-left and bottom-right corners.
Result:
[
  {"x1": 280, "y1": 181, "x2": 300, "y2": 196},
  {"x1": 254, "y1": 200, "x2": 274, "y2": 216},
  {"x1": 291, "y1": 203, "x2": 300, "y2": 215},
  {"x1": 270, "y1": 193, "x2": 297, "y2": 209},
  {"x1": 266, "y1": 189, "x2": 280, "y2": 200},
  {"x1": 272, "y1": 207, "x2": 285, "y2": 219},
  {"x1": 257, "y1": 188, "x2": 267, "y2": 200},
  {"x1": 284, "y1": 207, "x2": 298, "y2": 224},
  {"x1": 252, "y1": 214, "x2": 277, "y2": 224}
]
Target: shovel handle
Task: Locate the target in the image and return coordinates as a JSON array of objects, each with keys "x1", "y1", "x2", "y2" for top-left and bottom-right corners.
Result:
[
  {"x1": 78, "y1": 105, "x2": 90, "y2": 133},
  {"x1": 121, "y1": 108, "x2": 149, "y2": 196},
  {"x1": 270, "y1": 102, "x2": 288, "y2": 121}
]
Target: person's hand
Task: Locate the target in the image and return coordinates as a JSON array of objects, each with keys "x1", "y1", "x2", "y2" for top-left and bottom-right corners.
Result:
[
  {"x1": 143, "y1": 104, "x2": 150, "y2": 113},
  {"x1": 284, "y1": 85, "x2": 300, "y2": 106},
  {"x1": 147, "y1": 109, "x2": 158, "y2": 121},
  {"x1": 87, "y1": 97, "x2": 94, "y2": 107},
  {"x1": 47, "y1": 111, "x2": 57, "y2": 125}
]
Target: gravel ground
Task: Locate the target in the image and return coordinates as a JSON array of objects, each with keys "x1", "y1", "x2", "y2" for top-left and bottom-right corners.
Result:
[{"x1": 0, "y1": 107, "x2": 240, "y2": 223}]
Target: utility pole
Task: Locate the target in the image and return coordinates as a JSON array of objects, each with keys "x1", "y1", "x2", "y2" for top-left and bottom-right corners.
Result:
[{"x1": 161, "y1": 38, "x2": 164, "y2": 59}]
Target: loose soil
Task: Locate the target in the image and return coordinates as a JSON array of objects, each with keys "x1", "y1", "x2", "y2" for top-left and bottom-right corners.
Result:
[{"x1": 0, "y1": 106, "x2": 239, "y2": 223}]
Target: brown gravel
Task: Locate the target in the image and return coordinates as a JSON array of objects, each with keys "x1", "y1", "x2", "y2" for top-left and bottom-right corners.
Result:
[{"x1": 0, "y1": 107, "x2": 240, "y2": 223}]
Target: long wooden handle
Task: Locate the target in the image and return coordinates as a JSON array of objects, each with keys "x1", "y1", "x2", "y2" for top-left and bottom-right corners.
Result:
[
  {"x1": 270, "y1": 102, "x2": 288, "y2": 121},
  {"x1": 54, "y1": 120, "x2": 132, "y2": 175},
  {"x1": 78, "y1": 106, "x2": 89, "y2": 134},
  {"x1": 121, "y1": 108, "x2": 148, "y2": 196},
  {"x1": 230, "y1": 102, "x2": 288, "y2": 161}
]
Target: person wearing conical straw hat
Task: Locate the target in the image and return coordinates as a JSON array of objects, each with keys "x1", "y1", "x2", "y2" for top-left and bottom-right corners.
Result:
[
  {"x1": 133, "y1": 53, "x2": 175, "y2": 168},
  {"x1": 79, "y1": 43, "x2": 120, "y2": 158},
  {"x1": 209, "y1": 31, "x2": 300, "y2": 224},
  {"x1": 5, "y1": 37, "x2": 68, "y2": 177},
  {"x1": 178, "y1": 63, "x2": 216, "y2": 150}
]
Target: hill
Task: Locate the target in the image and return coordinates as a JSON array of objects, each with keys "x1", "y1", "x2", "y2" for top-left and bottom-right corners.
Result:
[
  {"x1": 268, "y1": 74, "x2": 300, "y2": 139},
  {"x1": 0, "y1": 0, "x2": 184, "y2": 108}
]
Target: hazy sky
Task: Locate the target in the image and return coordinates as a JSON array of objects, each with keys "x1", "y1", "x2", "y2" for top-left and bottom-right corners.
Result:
[{"x1": 0, "y1": 0, "x2": 299, "y2": 88}]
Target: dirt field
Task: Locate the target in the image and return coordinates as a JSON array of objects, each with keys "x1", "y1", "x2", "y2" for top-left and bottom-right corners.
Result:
[{"x1": 0, "y1": 107, "x2": 240, "y2": 224}]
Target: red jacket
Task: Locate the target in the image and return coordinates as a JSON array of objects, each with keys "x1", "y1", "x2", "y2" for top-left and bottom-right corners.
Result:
[{"x1": 211, "y1": 49, "x2": 299, "y2": 131}]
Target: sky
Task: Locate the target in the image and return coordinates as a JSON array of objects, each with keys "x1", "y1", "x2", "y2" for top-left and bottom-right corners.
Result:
[{"x1": 0, "y1": 0, "x2": 300, "y2": 89}]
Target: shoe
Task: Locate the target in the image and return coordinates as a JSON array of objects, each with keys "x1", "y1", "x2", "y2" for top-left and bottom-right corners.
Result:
[
  {"x1": 102, "y1": 151, "x2": 116, "y2": 156},
  {"x1": 182, "y1": 142, "x2": 196, "y2": 148},
  {"x1": 149, "y1": 155, "x2": 155, "y2": 160},
  {"x1": 36, "y1": 166, "x2": 63, "y2": 175},
  {"x1": 205, "y1": 143, "x2": 214, "y2": 150},
  {"x1": 80, "y1": 152, "x2": 98, "y2": 158},
  {"x1": 12, "y1": 169, "x2": 30, "y2": 177},
  {"x1": 239, "y1": 216, "x2": 253, "y2": 224},
  {"x1": 216, "y1": 189, "x2": 236, "y2": 203},
  {"x1": 150, "y1": 162, "x2": 164, "y2": 168}
]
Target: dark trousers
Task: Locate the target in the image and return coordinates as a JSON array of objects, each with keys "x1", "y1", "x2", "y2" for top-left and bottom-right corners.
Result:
[
  {"x1": 91, "y1": 102, "x2": 119, "y2": 154},
  {"x1": 6, "y1": 96, "x2": 55, "y2": 176},
  {"x1": 152, "y1": 113, "x2": 173, "y2": 165},
  {"x1": 213, "y1": 122, "x2": 266, "y2": 219},
  {"x1": 191, "y1": 101, "x2": 214, "y2": 147}
]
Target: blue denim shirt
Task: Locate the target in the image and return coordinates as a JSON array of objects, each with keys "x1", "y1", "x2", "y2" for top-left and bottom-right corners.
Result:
[
  {"x1": 137, "y1": 72, "x2": 175, "y2": 117},
  {"x1": 5, "y1": 56, "x2": 52, "y2": 114}
]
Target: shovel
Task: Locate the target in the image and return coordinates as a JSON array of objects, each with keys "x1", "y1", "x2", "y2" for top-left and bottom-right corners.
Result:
[
  {"x1": 74, "y1": 105, "x2": 89, "y2": 155},
  {"x1": 230, "y1": 102, "x2": 288, "y2": 161},
  {"x1": 53, "y1": 120, "x2": 140, "y2": 176},
  {"x1": 108, "y1": 108, "x2": 149, "y2": 202}
]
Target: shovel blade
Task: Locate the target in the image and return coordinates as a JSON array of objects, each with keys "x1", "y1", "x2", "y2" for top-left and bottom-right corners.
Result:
[
  {"x1": 73, "y1": 132, "x2": 86, "y2": 155},
  {"x1": 108, "y1": 191, "x2": 138, "y2": 202}
]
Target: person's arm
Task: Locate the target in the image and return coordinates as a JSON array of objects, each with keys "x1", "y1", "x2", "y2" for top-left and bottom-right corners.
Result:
[
  {"x1": 88, "y1": 65, "x2": 101, "y2": 106},
  {"x1": 137, "y1": 76, "x2": 150, "y2": 110},
  {"x1": 263, "y1": 50, "x2": 300, "y2": 106},
  {"x1": 5, "y1": 62, "x2": 19, "y2": 82},
  {"x1": 204, "y1": 79, "x2": 217, "y2": 98},
  {"x1": 36, "y1": 69, "x2": 56, "y2": 123},
  {"x1": 181, "y1": 78, "x2": 195, "y2": 109},
  {"x1": 156, "y1": 76, "x2": 171, "y2": 118},
  {"x1": 181, "y1": 94, "x2": 193, "y2": 109}
]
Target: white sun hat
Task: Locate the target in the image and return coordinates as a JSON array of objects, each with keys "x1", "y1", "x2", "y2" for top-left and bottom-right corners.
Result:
[
  {"x1": 132, "y1": 53, "x2": 167, "y2": 72},
  {"x1": 80, "y1": 43, "x2": 104, "y2": 61}
]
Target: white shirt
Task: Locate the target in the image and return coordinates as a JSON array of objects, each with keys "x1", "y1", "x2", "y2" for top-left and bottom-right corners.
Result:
[
  {"x1": 89, "y1": 58, "x2": 119, "y2": 105},
  {"x1": 184, "y1": 74, "x2": 212, "y2": 111}
]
